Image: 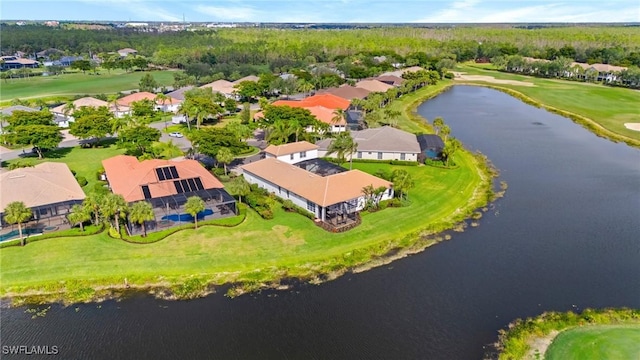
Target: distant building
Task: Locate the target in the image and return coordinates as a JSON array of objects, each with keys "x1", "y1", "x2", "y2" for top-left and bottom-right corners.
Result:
[
  {"x1": 117, "y1": 48, "x2": 138, "y2": 57},
  {"x1": 0, "y1": 56, "x2": 39, "y2": 70}
]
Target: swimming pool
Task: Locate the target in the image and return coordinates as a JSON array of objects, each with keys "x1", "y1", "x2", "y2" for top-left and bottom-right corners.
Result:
[
  {"x1": 161, "y1": 209, "x2": 214, "y2": 222},
  {"x1": 0, "y1": 228, "x2": 41, "y2": 242}
]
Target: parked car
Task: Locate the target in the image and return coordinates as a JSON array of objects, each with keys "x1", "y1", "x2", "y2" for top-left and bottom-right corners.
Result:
[{"x1": 169, "y1": 132, "x2": 184, "y2": 138}]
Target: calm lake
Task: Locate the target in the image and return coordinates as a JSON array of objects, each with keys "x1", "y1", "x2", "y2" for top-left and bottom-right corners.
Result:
[{"x1": 2, "y1": 86, "x2": 639, "y2": 359}]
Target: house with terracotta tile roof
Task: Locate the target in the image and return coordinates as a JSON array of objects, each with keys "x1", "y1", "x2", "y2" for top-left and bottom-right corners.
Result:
[
  {"x1": 1, "y1": 163, "x2": 85, "y2": 234},
  {"x1": 102, "y1": 155, "x2": 236, "y2": 234},
  {"x1": 317, "y1": 126, "x2": 421, "y2": 162},
  {"x1": 272, "y1": 93, "x2": 351, "y2": 111},
  {"x1": 51, "y1": 97, "x2": 131, "y2": 126},
  {"x1": 241, "y1": 148, "x2": 393, "y2": 229},
  {"x1": 264, "y1": 141, "x2": 319, "y2": 164},
  {"x1": 116, "y1": 92, "x2": 182, "y2": 113}
]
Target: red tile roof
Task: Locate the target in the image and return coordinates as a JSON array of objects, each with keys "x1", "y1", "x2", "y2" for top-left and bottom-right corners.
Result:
[
  {"x1": 116, "y1": 92, "x2": 158, "y2": 107},
  {"x1": 272, "y1": 93, "x2": 350, "y2": 111},
  {"x1": 264, "y1": 141, "x2": 319, "y2": 156},
  {"x1": 102, "y1": 155, "x2": 224, "y2": 202}
]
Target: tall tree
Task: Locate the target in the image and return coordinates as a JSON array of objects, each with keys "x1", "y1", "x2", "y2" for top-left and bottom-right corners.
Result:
[
  {"x1": 440, "y1": 124, "x2": 451, "y2": 143},
  {"x1": 3, "y1": 201, "x2": 32, "y2": 246},
  {"x1": 227, "y1": 176, "x2": 250, "y2": 204},
  {"x1": 432, "y1": 117, "x2": 444, "y2": 135},
  {"x1": 101, "y1": 193, "x2": 128, "y2": 233},
  {"x1": 129, "y1": 201, "x2": 155, "y2": 237},
  {"x1": 185, "y1": 196, "x2": 205, "y2": 229},
  {"x1": 138, "y1": 73, "x2": 158, "y2": 92},
  {"x1": 69, "y1": 107, "x2": 113, "y2": 146},
  {"x1": 11, "y1": 125, "x2": 62, "y2": 159},
  {"x1": 442, "y1": 138, "x2": 462, "y2": 167},
  {"x1": 327, "y1": 131, "x2": 358, "y2": 169},
  {"x1": 392, "y1": 169, "x2": 414, "y2": 201},
  {"x1": 68, "y1": 204, "x2": 91, "y2": 232},
  {"x1": 83, "y1": 193, "x2": 103, "y2": 225},
  {"x1": 118, "y1": 125, "x2": 161, "y2": 155},
  {"x1": 216, "y1": 147, "x2": 235, "y2": 176}
]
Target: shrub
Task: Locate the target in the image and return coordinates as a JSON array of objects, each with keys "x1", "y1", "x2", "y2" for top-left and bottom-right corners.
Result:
[
  {"x1": 70, "y1": 169, "x2": 77, "y2": 176},
  {"x1": 281, "y1": 199, "x2": 295, "y2": 211},
  {"x1": 93, "y1": 181, "x2": 109, "y2": 194},
  {"x1": 108, "y1": 226, "x2": 121, "y2": 239},
  {"x1": 76, "y1": 176, "x2": 88, "y2": 187},
  {"x1": 95, "y1": 168, "x2": 104, "y2": 181}
]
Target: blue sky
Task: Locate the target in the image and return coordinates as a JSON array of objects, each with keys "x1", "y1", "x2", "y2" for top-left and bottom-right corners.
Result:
[{"x1": 2, "y1": 0, "x2": 639, "y2": 23}]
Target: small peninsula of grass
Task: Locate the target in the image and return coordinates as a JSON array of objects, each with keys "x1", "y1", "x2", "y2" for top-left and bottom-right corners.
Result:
[
  {"x1": 0, "y1": 82, "x2": 495, "y2": 305},
  {"x1": 455, "y1": 63, "x2": 640, "y2": 147},
  {"x1": 493, "y1": 308, "x2": 640, "y2": 360}
]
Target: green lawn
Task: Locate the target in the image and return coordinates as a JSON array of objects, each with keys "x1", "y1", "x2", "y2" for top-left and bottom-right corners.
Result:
[
  {"x1": 0, "y1": 70, "x2": 176, "y2": 102},
  {"x1": 456, "y1": 64, "x2": 640, "y2": 142},
  {"x1": 0, "y1": 152, "x2": 484, "y2": 295},
  {"x1": 545, "y1": 326, "x2": 640, "y2": 360},
  {"x1": 3, "y1": 145, "x2": 126, "y2": 194}
]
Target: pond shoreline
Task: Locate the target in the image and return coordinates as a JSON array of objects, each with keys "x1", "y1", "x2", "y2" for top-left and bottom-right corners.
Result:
[{"x1": 1, "y1": 82, "x2": 496, "y2": 307}]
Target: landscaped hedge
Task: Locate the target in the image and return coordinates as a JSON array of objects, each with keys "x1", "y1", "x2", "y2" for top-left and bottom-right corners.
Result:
[
  {"x1": 279, "y1": 199, "x2": 316, "y2": 220},
  {"x1": 323, "y1": 157, "x2": 418, "y2": 166},
  {"x1": 119, "y1": 205, "x2": 247, "y2": 244},
  {"x1": 246, "y1": 185, "x2": 275, "y2": 219}
]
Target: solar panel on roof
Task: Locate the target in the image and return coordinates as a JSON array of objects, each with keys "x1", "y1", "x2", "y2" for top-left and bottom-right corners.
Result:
[
  {"x1": 162, "y1": 167, "x2": 172, "y2": 180},
  {"x1": 181, "y1": 179, "x2": 190, "y2": 192},
  {"x1": 194, "y1": 177, "x2": 204, "y2": 190},
  {"x1": 141, "y1": 185, "x2": 152, "y2": 199},
  {"x1": 187, "y1": 178, "x2": 196, "y2": 192},
  {"x1": 169, "y1": 166, "x2": 179, "y2": 179},
  {"x1": 174, "y1": 180, "x2": 184, "y2": 194},
  {"x1": 156, "y1": 168, "x2": 165, "y2": 181}
]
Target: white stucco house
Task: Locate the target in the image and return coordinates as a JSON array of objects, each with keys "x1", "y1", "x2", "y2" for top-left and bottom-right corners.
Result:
[
  {"x1": 241, "y1": 142, "x2": 393, "y2": 229},
  {"x1": 263, "y1": 141, "x2": 319, "y2": 164}
]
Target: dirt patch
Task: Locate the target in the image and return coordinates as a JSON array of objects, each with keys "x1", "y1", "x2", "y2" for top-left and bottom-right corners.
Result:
[
  {"x1": 453, "y1": 72, "x2": 535, "y2": 87},
  {"x1": 624, "y1": 123, "x2": 640, "y2": 131},
  {"x1": 525, "y1": 330, "x2": 560, "y2": 359}
]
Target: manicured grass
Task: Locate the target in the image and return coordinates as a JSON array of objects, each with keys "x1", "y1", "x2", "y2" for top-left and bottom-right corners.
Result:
[
  {"x1": 0, "y1": 82, "x2": 490, "y2": 302},
  {"x1": 0, "y1": 70, "x2": 176, "y2": 102},
  {"x1": 456, "y1": 64, "x2": 640, "y2": 142},
  {"x1": 0, "y1": 152, "x2": 484, "y2": 296},
  {"x1": 3, "y1": 145, "x2": 126, "y2": 194},
  {"x1": 545, "y1": 326, "x2": 640, "y2": 360}
]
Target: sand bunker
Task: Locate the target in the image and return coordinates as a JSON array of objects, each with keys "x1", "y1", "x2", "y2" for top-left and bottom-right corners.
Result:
[
  {"x1": 624, "y1": 123, "x2": 640, "y2": 131},
  {"x1": 453, "y1": 72, "x2": 534, "y2": 87}
]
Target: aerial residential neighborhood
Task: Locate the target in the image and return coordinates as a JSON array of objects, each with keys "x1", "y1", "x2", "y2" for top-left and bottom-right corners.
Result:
[{"x1": 1, "y1": 13, "x2": 639, "y2": 360}]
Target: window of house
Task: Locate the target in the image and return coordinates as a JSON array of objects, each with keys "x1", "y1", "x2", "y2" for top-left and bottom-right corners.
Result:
[
  {"x1": 290, "y1": 153, "x2": 294, "y2": 160},
  {"x1": 306, "y1": 200, "x2": 316, "y2": 212},
  {"x1": 357, "y1": 151, "x2": 362, "y2": 159},
  {"x1": 300, "y1": 151, "x2": 307, "y2": 158},
  {"x1": 400, "y1": 153, "x2": 405, "y2": 160},
  {"x1": 377, "y1": 152, "x2": 383, "y2": 159}
]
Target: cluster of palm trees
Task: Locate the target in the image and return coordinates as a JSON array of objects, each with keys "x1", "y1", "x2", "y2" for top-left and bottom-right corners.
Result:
[
  {"x1": 432, "y1": 117, "x2": 461, "y2": 167},
  {"x1": 2, "y1": 193, "x2": 211, "y2": 245}
]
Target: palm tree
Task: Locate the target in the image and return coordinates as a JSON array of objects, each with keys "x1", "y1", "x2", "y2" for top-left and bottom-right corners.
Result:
[
  {"x1": 216, "y1": 147, "x2": 235, "y2": 176},
  {"x1": 432, "y1": 117, "x2": 444, "y2": 135},
  {"x1": 151, "y1": 140, "x2": 183, "y2": 159},
  {"x1": 83, "y1": 193, "x2": 103, "y2": 225},
  {"x1": 129, "y1": 201, "x2": 155, "y2": 237},
  {"x1": 442, "y1": 138, "x2": 462, "y2": 167},
  {"x1": 392, "y1": 169, "x2": 414, "y2": 201},
  {"x1": 68, "y1": 204, "x2": 91, "y2": 231},
  {"x1": 155, "y1": 93, "x2": 169, "y2": 112},
  {"x1": 177, "y1": 102, "x2": 194, "y2": 131},
  {"x1": 267, "y1": 120, "x2": 294, "y2": 145},
  {"x1": 63, "y1": 102, "x2": 76, "y2": 119},
  {"x1": 101, "y1": 193, "x2": 128, "y2": 233},
  {"x1": 107, "y1": 94, "x2": 121, "y2": 117},
  {"x1": 227, "y1": 176, "x2": 251, "y2": 204},
  {"x1": 185, "y1": 196, "x2": 205, "y2": 229},
  {"x1": 327, "y1": 131, "x2": 358, "y2": 169},
  {"x1": 332, "y1": 109, "x2": 346, "y2": 126},
  {"x1": 298, "y1": 80, "x2": 314, "y2": 98},
  {"x1": 3, "y1": 201, "x2": 32, "y2": 246},
  {"x1": 440, "y1": 124, "x2": 451, "y2": 143}
]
